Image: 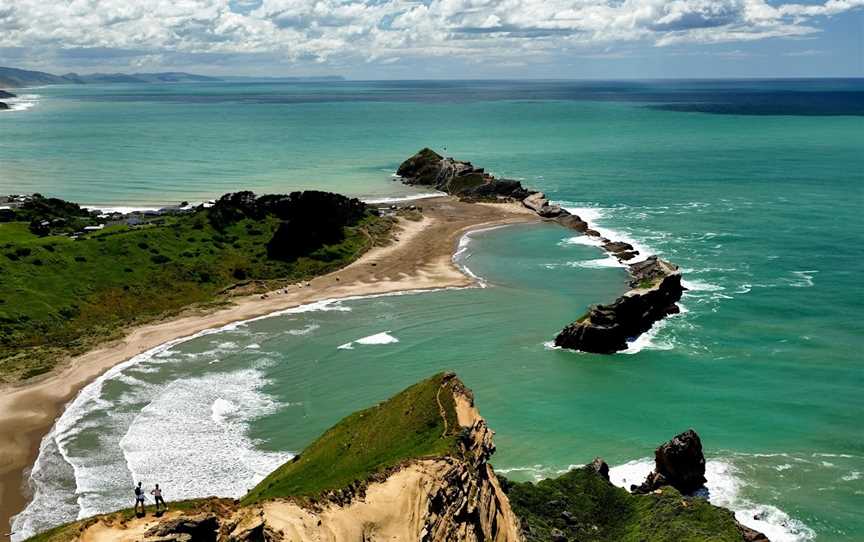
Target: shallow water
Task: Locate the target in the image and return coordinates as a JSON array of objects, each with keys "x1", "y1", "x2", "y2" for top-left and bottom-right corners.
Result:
[{"x1": 5, "y1": 81, "x2": 863, "y2": 541}]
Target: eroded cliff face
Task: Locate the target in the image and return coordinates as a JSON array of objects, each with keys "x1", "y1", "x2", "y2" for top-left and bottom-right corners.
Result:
[{"x1": 51, "y1": 382, "x2": 522, "y2": 542}]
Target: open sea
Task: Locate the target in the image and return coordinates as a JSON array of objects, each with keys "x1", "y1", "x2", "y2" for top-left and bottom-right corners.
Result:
[{"x1": 2, "y1": 80, "x2": 863, "y2": 541}]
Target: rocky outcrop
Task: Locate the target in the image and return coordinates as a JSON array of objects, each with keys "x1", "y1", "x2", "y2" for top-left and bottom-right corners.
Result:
[
  {"x1": 0, "y1": 90, "x2": 15, "y2": 99},
  {"x1": 631, "y1": 429, "x2": 707, "y2": 495},
  {"x1": 554, "y1": 257, "x2": 683, "y2": 353},
  {"x1": 522, "y1": 192, "x2": 562, "y2": 218},
  {"x1": 397, "y1": 148, "x2": 531, "y2": 201},
  {"x1": 0, "y1": 102, "x2": 9, "y2": 110},
  {"x1": 145, "y1": 514, "x2": 220, "y2": 541}
]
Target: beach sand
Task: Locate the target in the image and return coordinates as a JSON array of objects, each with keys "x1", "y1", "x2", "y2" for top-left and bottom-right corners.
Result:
[{"x1": 0, "y1": 197, "x2": 537, "y2": 540}]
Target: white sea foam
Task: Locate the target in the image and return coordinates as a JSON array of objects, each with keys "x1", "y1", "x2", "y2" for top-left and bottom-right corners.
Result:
[
  {"x1": 560, "y1": 205, "x2": 653, "y2": 267},
  {"x1": 2, "y1": 93, "x2": 41, "y2": 112},
  {"x1": 567, "y1": 255, "x2": 622, "y2": 269},
  {"x1": 681, "y1": 279, "x2": 725, "y2": 292},
  {"x1": 621, "y1": 319, "x2": 675, "y2": 354},
  {"x1": 356, "y1": 331, "x2": 399, "y2": 345},
  {"x1": 363, "y1": 192, "x2": 444, "y2": 204},
  {"x1": 609, "y1": 458, "x2": 815, "y2": 542},
  {"x1": 339, "y1": 331, "x2": 399, "y2": 350},
  {"x1": 786, "y1": 270, "x2": 818, "y2": 288},
  {"x1": 841, "y1": 471, "x2": 861, "y2": 482},
  {"x1": 286, "y1": 323, "x2": 320, "y2": 336},
  {"x1": 120, "y1": 368, "x2": 293, "y2": 502}
]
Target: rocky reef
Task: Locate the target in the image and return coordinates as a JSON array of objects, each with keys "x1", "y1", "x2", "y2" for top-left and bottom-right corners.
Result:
[
  {"x1": 398, "y1": 148, "x2": 685, "y2": 354},
  {"x1": 0, "y1": 90, "x2": 16, "y2": 99},
  {"x1": 0, "y1": 102, "x2": 9, "y2": 110}
]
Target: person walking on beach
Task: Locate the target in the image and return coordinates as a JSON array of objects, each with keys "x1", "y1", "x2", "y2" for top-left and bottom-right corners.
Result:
[
  {"x1": 151, "y1": 484, "x2": 166, "y2": 512},
  {"x1": 133, "y1": 482, "x2": 145, "y2": 514}
]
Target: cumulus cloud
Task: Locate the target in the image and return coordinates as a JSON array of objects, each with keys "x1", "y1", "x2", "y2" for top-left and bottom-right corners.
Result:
[{"x1": 0, "y1": 0, "x2": 860, "y2": 68}]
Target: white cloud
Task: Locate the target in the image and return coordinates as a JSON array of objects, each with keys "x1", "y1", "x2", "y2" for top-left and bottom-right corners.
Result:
[{"x1": 0, "y1": 0, "x2": 860, "y2": 68}]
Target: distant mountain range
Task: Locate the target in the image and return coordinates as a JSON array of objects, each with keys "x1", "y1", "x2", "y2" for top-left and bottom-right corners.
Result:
[{"x1": 0, "y1": 66, "x2": 344, "y2": 88}]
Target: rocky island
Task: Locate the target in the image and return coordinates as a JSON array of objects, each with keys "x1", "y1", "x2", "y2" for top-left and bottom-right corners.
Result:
[
  {"x1": 0, "y1": 89, "x2": 14, "y2": 110},
  {"x1": 396, "y1": 148, "x2": 685, "y2": 354},
  {"x1": 23, "y1": 373, "x2": 767, "y2": 542}
]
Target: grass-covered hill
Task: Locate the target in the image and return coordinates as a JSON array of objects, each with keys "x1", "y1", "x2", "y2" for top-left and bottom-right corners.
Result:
[
  {"x1": 0, "y1": 191, "x2": 394, "y2": 383},
  {"x1": 243, "y1": 371, "x2": 462, "y2": 504}
]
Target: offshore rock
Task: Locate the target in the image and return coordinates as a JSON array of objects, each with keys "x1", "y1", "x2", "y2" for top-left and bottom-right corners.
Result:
[
  {"x1": 631, "y1": 429, "x2": 707, "y2": 495},
  {"x1": 0, "y1": 90, "x2": 16, "y2": 98},
  {"x1": 0, "y1": 102, "x2": 9, "y2": 110},
  {"x1": 397, "y1": 148, "x2": 531, "y2": 201},
  {"x1": 553, "y1": 258, "x2": 683, "y2": 353}
]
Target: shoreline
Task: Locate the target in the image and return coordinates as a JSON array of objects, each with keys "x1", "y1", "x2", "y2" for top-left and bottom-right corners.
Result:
[{"x1": 0, "y1": 196, "x2": 538, "y2": 541}]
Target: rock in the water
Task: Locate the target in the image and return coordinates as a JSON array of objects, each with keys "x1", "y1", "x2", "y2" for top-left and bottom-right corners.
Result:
[
  {"x1": 0, "y1": 102, "x2": 9, "y2": 110},
  {"x1": 554, "y1": 259, "x2": 683, "y2": 353},
  {"x1": 0, "y1": 90, "x2": 16, "y2": 99},
  {"x1": 556, "y1": 214, "x2": 589, "y2": 232},
  {"x1": 602, "y1": 240, "x2": 634, "y2": 254},
  {"x1": 631, "y1": 429, "x2": 707, "y2": 495},
  {"x1": 397, "y1": 148, "x2": 531, "y2": 201}
]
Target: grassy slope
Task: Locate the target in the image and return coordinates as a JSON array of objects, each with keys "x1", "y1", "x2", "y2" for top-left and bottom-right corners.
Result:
[
  {"x1": 243, "y1": 372, "x2": 460, "y2": 504},
  {"x1": 0, "y1": 211, "x2": 392, "y2": 383},
  {"x1": 503, "y1": 467, "x2": 744, "y2": 542}
]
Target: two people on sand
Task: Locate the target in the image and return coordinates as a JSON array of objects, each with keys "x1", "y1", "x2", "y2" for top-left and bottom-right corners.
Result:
[{"x1": 133, "y1": 481, "x2": 167, "y2": 514}]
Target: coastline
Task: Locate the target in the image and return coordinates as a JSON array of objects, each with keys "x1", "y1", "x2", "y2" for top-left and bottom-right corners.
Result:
[{"x1": 0, "y1": 196, "x2": 538, "y2": 541}]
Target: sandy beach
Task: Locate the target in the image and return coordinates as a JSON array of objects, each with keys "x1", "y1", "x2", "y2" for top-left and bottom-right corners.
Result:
[{"x1": 0, "y1": 197, "x2": 537, "y2": 541}]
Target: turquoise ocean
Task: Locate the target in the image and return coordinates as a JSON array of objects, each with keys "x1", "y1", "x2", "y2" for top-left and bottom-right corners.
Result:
[{"x1": 2, "y1": 81, "x2": 862, "y2": 541}]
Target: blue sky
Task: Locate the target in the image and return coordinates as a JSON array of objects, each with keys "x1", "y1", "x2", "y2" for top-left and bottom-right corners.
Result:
[{"x1": 0, "y1": 0, "x2": 861, "y2": 78}]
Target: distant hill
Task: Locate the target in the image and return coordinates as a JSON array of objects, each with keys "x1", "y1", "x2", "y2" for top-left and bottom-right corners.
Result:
[
  {"x1": 0, "y1": 66, "x2": 68, "y2": 87},
  {"x1": 0, "y1": 66, "x2": 344, "y2": 88}
]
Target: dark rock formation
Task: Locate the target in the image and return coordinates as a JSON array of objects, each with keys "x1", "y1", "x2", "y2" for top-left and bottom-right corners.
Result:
[
  {"x1": 397, "y1": 148, "x2": 531, "y2": 201},
  {"x1": 555, "y1": 214, "x2": 589, "y2": 232},
  {"x1": 0, "y1": 102, "x2": 9, "y2": 110},
  {"x1": 738, "y1": 523, "x2": 772, "y2": 542},
  {"x1": 0, "y1": 90, "x2": 16, "y2": 99},
  {"x1": 590, "y1": 457, "x2": 610, "y2": 481},
  {"x1": 554, "y1": 258, "x2": 683, "y2": 353},
  {"x1": 631, "y1": 429, "x2": 707, "y2": 495}
]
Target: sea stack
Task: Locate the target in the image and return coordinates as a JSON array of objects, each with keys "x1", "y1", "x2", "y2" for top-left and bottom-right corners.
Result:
[
  {"x1": 397, "y1": 147, "x2": 531, "y2": 201},
  {"x1": 631, "y1": 429, "x2": 708, "y2": 495},
  {"x1": 554, "y1": 256, "x2": 684, "y2": 353}
]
